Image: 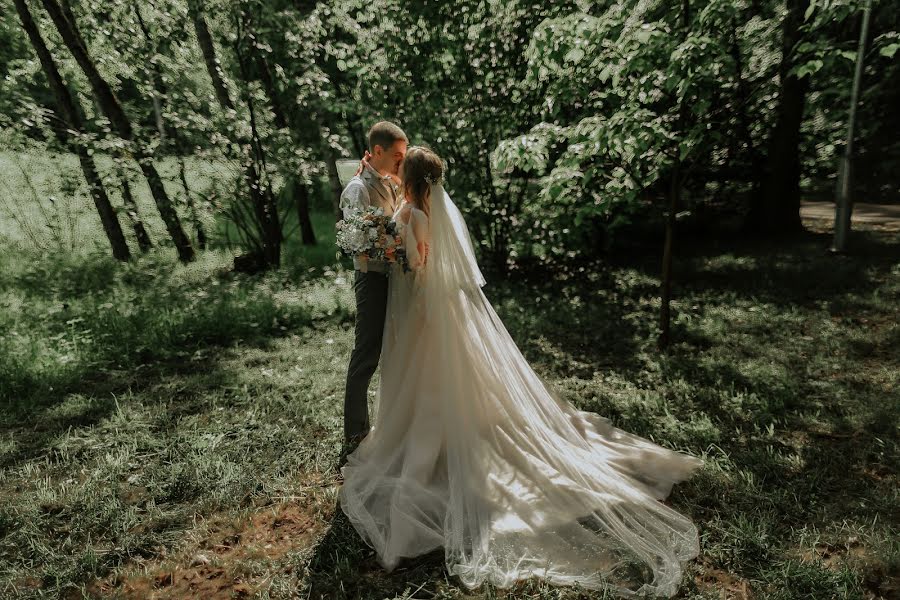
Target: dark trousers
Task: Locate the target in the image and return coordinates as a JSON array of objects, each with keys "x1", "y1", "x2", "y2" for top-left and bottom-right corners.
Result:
[{"x1": 343, "y1": 269, "x2": 389, "y2": 443}]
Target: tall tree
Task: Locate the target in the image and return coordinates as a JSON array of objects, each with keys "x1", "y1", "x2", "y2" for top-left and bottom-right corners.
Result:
[
  {"x1": 188, "y1": 0, "x2": 281, "y2": 267},
  {"x1": 745, "y1": 0, "x2": 810, "y2": 234},
  {"x1": 132, "y1": 3, "x2": 207, "y2": 249},
  {"x1": 39, "y1": 0, "x2": 196, "y2": 262},
  {"x1": 13, "y1": 0, "x2": 130, "y2": 261},
  {"x1": 117, "y1": 166, "x2": 154, "y2": 253},
  {"x1": 187, "y1": 0, "x2": 234, "y2": 112},
  {"x1": 245, "y1": 15, "x2": 316, "y2": 246}
]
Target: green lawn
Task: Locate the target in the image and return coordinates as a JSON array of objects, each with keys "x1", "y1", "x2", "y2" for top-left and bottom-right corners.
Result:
[{"x1": 0, "y1": 153, "x2": 898, "y2": 599}]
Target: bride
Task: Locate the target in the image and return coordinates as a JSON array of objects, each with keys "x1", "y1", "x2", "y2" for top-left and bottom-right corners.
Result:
[{"x1": 338, "y1": 146, "x2": 703, "y2": 597}]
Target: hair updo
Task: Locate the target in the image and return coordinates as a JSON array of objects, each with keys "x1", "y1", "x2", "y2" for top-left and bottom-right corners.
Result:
[{"x1": 401, "y1": 146, "x2": 444, "y2": 216}]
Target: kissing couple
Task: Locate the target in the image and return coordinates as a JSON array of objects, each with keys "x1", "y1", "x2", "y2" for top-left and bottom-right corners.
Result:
[{"x1": 337, "y1": 120, "x2": 703, "y2": 597}]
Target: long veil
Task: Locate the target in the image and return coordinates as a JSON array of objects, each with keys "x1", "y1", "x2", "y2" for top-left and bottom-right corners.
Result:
[
  {"x1": 422, "y1": 183, "x2": 485, "y2": 318},
  {"x1": 420, "y1": 184, "x2": 702, "y2": 596}
]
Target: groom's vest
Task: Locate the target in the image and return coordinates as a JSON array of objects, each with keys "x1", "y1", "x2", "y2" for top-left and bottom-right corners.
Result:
[{"x1": 340, "y1": 164, "x2": 401, "y2": 273}]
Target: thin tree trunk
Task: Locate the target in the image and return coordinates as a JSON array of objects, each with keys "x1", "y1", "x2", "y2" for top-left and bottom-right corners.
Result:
[
  {"x1": 659, "y1": 0, "x2": 691, "y2": 350},
  {"x1": 14, "y1": 0, "x2": 130, "y2": 261},
  {"x1": 190, "y1": 0, "x2": 281, "y2": 268},
  {"x1": 746, "y1": 0, "x2": 809, "y2": 234},
  {"x1": 659, "y1": 164, "x2": 679, "y2": 350},
  {"x1": 295, "y1": 181, "x2": 317, "y2": 245},
  {"x1": 250, "y1": 34, "x2": 319, "y2": 246},
  {"x1": 832, "y1": 0, "x2": 872, "y2": 252},
  {"x1": 323, "y1": 143, "x2": 344, "y2": 221},
  {"x1": 254, "y1": 52, "x2": 287, "y2": 129},
  {"x1": 40, "y1": 0, "x2": 195, "y2": 262},
  {"x1": 188, "y1": 0, "x2": 235, "y2": 111},
  {"x1": 118, "y1": 167, "x2": 154, "y2": 252},
  {"x1": 133, "y1": 4, "x2": 166, "y2": 141},
  {"x1": 234, "y1": 11, "x2": 281, "y2": 267},
  {"x1": 179, "y1": 159, "x2": 207, "y2": 250},
  {"x1": 729, "y1": 16, "x2": 763, "y2": 193},
  {"x1": 134, "y1": 5, "x2": 206, "y2": 251}
]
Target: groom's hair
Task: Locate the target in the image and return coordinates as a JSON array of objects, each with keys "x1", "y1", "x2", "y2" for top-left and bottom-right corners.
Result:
[{"x1": 368, "y1": 121, "x2": 408, "y2": 153}]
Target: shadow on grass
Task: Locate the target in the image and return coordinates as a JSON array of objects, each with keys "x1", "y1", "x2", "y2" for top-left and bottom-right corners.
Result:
[
  {"x1": 305, "y1": 496, "x2": 447, "y2": 599},
  {"x1": 486, "y1": 269, "x2": 649, "y2": 380},
  {"x1": 649, "y1": 229, "x2": 900, "y2": 309}
]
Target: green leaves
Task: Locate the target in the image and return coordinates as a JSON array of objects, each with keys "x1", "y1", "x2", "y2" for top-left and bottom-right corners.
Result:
[
  {"x1": 795, "y1": 58, "x2": 824, "y2": 79},
  {"x1": 491, "y1": 123, "x2": 563, "y2": 177},
  {"x1": 880, "y1": 42, "x2": 900, "y2": 59}
]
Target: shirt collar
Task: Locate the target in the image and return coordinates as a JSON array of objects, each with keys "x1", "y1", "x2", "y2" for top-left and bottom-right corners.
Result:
[{"x1": 363, "y1": 161, "x2": 394, "y2": 184}]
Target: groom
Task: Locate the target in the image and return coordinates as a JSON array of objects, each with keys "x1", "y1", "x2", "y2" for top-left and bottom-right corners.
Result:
[{"x1": 340, "y1": 121, "x2": 408, "y2": 461}]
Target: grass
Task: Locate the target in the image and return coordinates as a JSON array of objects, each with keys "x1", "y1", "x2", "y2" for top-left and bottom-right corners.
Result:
[{"x1": 0, "y1": 153, "x2": 898, "y2": 599}]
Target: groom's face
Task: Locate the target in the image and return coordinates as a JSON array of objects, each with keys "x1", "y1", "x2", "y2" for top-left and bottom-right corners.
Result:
[{"x1": 373, "y1": 140, "x2": 407, "y2": 176}]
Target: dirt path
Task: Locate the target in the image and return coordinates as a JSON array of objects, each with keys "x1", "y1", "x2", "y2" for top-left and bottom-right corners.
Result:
[{"x1": 801, "y1": 201, "x2": 900, "y2": 230}]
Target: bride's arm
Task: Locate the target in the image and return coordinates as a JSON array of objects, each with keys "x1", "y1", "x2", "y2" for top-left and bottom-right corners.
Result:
[{"x1": 411, "y1": 209, "x2": 429, "y2": 267}]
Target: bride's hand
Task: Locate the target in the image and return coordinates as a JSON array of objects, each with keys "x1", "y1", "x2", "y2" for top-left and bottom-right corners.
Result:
[{"x1": 355, "y1": 150, "x2": 372, "y2": 176}]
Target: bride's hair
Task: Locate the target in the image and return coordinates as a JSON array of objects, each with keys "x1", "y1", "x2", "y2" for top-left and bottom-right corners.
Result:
[{"x1": 401, "y1": 146, "x2": 444, "y2": 216}]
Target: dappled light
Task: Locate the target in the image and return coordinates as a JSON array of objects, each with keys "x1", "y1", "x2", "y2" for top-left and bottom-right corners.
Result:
[{"x1": 1, "y1": 0, "x2": 898, "y2": 598}]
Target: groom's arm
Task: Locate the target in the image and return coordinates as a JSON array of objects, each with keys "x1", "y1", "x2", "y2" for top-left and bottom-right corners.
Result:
[{"x1": 340, "y1": 180, "x2": 369, "y2": 220}]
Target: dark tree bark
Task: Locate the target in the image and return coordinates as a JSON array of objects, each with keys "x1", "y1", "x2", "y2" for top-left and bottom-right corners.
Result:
[
  {"x1": 659, "y1": 0, "x2": 691, "y2": 350},
  {"x1": 295, "y1": 181, "x2": 317, "y2": 246},
  {"x1": 40, "y1": 0, "x2": 195, "y2": 262},
  {"x1": 322, "y1": 141, "x2": 344, "y2": 222},
  {"x1": 246, "y1": 26, "x2": 319, "y2": 246},
  {"x1": 179, "y1": 159, "x2": 208, "y2": 250},
  {"x1": 237, "y1": 65, "x2": 282, "y2": 266},
  {"x1": 14, "y1": 0, "x2": 130, "y2": 261},
  {"x1": 659, "y1": 164, "x2": 680, "y2": 350},
  {"x1": 745, "y1": 0, "x2": 809, "y2": 235},
  {"x1": 133, "y1": 4, "x2": 166, "y2": 141},
  {"x1": 253, "y1": 52, "x2": 288, "y2": 130},
  {"x1": 118, "y1": 167, "x2": 154, "y2": 253},
  {"x1": 187, "y1": 0, "x2": 235, "y2": 111},
  {"x1": 188, "y1": 3, "x2": 281, "y2": 267},
  {"x1": 133, "y1": 5, "x2": 208, "y2": 250}
]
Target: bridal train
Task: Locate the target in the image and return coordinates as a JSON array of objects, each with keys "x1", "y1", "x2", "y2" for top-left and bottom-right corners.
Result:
[{"x1": 339, "y1": 148, "x2": 702, "y2": 597}]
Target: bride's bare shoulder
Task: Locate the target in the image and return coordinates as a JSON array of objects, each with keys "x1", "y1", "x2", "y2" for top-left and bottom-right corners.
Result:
[
  {"x1": 409, "y1": 206, "x2": 428, "y2": 223},
  {"x1": 395, "y1": 203, "x2": 413, "y2": 224},
  {"x1": 397, "y1": 203, "x2": 427, "y2": 224}
]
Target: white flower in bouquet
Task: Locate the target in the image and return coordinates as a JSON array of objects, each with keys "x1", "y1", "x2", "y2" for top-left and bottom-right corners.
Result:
[{"x1": 335, "y1": 206, "x2": 411, "y2": 272}]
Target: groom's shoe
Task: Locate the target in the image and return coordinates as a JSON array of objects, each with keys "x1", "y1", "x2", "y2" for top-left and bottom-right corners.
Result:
[{"x1": 335, "y1": 433, "x2": 367, "y2": 475}]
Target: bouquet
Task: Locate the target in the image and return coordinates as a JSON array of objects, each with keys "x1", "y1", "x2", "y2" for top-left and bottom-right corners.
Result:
[{"x1": 336, "y1": 206, "x2": 410, "y2": 272}]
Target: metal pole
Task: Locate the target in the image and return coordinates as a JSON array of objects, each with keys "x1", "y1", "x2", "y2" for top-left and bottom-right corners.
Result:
[{"x1": 832, "y1": 0, "x2": 873, "y2": 252}]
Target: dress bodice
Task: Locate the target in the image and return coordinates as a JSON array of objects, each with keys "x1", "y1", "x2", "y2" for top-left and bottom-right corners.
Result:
[{"x1": 392, "y1": 202, "x2": 429, "y2": 272}]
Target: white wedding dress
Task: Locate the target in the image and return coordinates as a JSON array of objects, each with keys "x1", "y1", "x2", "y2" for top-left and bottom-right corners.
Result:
[{"x1": 339, "y1": 184, "x2": 702, "y2": 598}]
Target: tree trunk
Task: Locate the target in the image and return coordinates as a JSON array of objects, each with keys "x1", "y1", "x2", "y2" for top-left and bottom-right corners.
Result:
[
  {"x1": 179, "y1": 158, "x2": 207, "y2": 250},
  {"x1": 295, "y1": 181, "x2": 317, "y2": 246},
  {"x1": 134, "y1": 4, "x2": 207, "y2": 252},
  {"x1": 118, "y1": 167, "x2": 154, "y2": 253},
  {"x1": 254, "y1": 52, "x2": 287, "y2": 129},
  {"x1": 659, "y1": 0, "x2": 691, "y2": 350},
  {"x1": 40, "y1": 0, "x2": 195, "y2": 262},
  {"x1": 133, "y1": 4, "x2": 167, "y2": 141},
  {"x1": 249, "y1": 34, "x2": 319, "y2": 246},
  {"x1": 746, "y1": 0, "x2": 809, "y2": 235},
  {"x1": 14, "y1": 0, "x2": 130, "y2": 261},
  {"x1": 234, "y1": 10, "x2": 281, "y2": 267},
  {"x1": 188, "y1": 0, "x2": 235, "y2": 111},
  {"x1": 659, "y1": 164, "x2": 680, "y2": 350},
  {"x1": 323, "y1": 144, "x2": 344, "y2": 222},
  {"x1": 191, "y1": 1, "x2": 281, "y2": 269}
]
